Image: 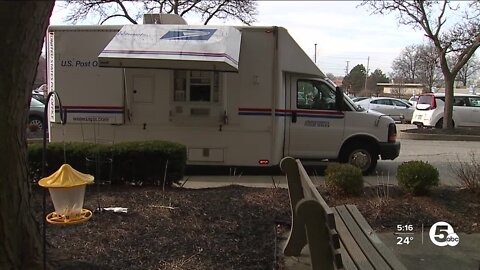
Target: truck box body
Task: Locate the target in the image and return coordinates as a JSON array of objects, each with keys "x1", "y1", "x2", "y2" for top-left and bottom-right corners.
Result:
[{"x1": 47, "y1": 23, "x2": 400, "y2": 173}]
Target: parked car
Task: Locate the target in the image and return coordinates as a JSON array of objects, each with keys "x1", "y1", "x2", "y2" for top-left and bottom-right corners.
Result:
[
  {"x1": 351, "y1": 96, "x2": 369, "y2": 102},
  {"x1": 356, "y1": 97, "x2": 415, "y2": 123},
  {"x1": 408, "y1": 95, "x2": 419, "y2": 107},
  {"x1": 32, "y1": 91, "x2": 46, "y2": 104},
  {"x1": 412, "y1": 93, "x2": 480, "y2": 128},
  {"x1": 29, "y1": 97, "x2": 45, "y2": 131}
]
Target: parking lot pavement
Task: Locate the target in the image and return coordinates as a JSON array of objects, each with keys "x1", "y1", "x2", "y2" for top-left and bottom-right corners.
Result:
[
  {"x1": 375, "y1": 139, "x2": 480, "y2": 186},
  {"x1": 397, "y1": 123, "x2": 418, "y2": 130}
]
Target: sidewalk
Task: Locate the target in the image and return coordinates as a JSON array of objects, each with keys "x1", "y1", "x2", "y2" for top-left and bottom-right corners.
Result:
[
  {"x1": 280, "y1": 232, "x2": 480, "y2": 270},
  {"x1": 179, "y1": 175, "x2": 480, "y2": 270}
]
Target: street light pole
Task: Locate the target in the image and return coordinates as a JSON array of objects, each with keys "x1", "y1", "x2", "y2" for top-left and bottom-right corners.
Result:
[
  {"x1": 314, "y1": 43, "x2": 317, "y2": 63},
  {"x1": 364, "y1": 56, "x2": 370, "y2": 91}
]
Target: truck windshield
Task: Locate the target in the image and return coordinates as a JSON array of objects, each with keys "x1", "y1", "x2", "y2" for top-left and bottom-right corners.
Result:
[{"x1": 344, "y1": 94, "x2": 364, "y2": 111}]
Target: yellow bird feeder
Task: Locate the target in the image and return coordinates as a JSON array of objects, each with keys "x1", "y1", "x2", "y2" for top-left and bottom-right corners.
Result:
[{"x1": 38, "y1": 164, "x2": 95, "y2": 224}]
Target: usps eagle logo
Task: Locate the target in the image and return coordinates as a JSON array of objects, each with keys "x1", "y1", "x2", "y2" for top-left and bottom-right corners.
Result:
[{"x1": 160, "y1": 29, "x2": 217, "y2": 40}]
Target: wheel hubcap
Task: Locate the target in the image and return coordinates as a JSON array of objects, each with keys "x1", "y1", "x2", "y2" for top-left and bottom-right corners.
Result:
[
  {"x1": 350, "y1": 151, "x2": 370, "y2": 170},
  {"x1": 29, "y1": 120, "x2": 43, "y2": 130}
]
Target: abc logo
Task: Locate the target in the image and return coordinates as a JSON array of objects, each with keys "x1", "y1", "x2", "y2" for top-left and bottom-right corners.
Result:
[{"x1": 429, "y1": 221, "x2": 460, "y2": 247}]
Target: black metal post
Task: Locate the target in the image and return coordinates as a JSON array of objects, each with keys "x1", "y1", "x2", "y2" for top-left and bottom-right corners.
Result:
[{"x1": 41, "y1": 91, "x2": 67, "y2": 270}]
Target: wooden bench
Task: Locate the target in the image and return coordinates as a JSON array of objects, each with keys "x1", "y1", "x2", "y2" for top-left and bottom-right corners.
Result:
[{"x1": 280, "y1": 157, "x2": 407, "y2": 270}]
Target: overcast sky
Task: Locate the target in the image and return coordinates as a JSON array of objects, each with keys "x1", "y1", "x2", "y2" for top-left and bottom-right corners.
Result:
[{"x1": 50, "y1": 1, "x2": 431, "y2": 77}]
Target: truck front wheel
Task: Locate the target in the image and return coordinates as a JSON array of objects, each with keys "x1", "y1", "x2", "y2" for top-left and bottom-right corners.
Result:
[{"x1": 340, "y1": 143, "x2": 377, "y2": 175}]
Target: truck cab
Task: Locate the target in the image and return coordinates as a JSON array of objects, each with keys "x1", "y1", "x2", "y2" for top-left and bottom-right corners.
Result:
[{"x1": 285, "y1": 76, "x2": 400, "y2": 174}]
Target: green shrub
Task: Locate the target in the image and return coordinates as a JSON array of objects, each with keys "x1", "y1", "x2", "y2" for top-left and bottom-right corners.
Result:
[
  {"x1": 28, "y1": 140, "x2": 186, "y2": 187},
  {"x1": 325, "y1": 163, "x2": 364, "y2": 196},
  {"x1": 397, "y1": 160, "x2": 439, "y2": 195}
]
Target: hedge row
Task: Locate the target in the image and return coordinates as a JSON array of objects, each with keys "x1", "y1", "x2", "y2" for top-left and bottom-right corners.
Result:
[{"x1": 28, "y1": 141, "x2": 186, "y2": 186}]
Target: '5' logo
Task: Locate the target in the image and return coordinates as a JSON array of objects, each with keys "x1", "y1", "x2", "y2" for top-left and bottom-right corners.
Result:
[{"x1": 429, "y1": 221, "x2": 460, "y2": 247}]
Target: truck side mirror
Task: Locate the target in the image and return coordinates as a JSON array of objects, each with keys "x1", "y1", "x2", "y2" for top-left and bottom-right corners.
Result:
[{"x1": 335, "y1": 86, "x2": 344, "y2": 111}]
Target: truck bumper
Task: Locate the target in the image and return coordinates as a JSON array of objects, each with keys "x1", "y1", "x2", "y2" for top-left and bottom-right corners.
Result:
[{"x1": 378, "y1": 141, "x2": 400, "y2": 160}]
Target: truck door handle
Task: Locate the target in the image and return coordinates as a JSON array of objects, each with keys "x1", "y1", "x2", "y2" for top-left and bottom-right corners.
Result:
[{"x1": 291, "y1": 111, "x2": 297, "y2": 123}]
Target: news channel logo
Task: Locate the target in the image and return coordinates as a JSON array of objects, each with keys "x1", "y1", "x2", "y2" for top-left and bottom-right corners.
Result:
[{"x1": 429, "y1": 221, "x2": 460, "y2": 247}]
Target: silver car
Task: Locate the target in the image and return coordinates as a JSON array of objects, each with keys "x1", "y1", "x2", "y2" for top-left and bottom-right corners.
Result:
[
  {"x1": 29, "y1": 97, "x2": 45, "y2": 131},
  {"x1": 356, "y1": 97, "x2": 415, "y2": 123}
]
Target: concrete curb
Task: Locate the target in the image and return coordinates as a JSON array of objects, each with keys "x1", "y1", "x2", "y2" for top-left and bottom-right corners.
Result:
[{"x1": 398, "y1": 129, "x2": 480, "y2": 141}]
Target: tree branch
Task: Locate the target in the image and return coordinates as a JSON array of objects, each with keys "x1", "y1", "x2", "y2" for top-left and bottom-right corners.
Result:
[
  {"x1": 113, "y1": 0, "x2": 138, "y2": 24},
  {"x1": 100, "y1": 14, "x2": 133, "y2": 24},
  {"x1": 180, "y1": 0, "x2": 200, "y2": 16},
  {"x1": 203, "y1": 0, "x2": 226, "y2": 25}
]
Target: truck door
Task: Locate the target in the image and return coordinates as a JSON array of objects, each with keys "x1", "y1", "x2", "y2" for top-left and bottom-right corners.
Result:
[
  {"x1": 130, "y1": 74, "x2": 156, "y2": 124},
  {"x1": 286, "y1": 77, "x2": 345, "y2": 159}
]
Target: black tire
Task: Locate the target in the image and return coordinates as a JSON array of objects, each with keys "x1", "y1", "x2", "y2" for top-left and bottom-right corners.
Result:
[
  {"x1": 435, "y1": 118, "x2": 443, "y2": 129},
  {"x1": 435, "y1": 118, "x2": 454, "y2": 129},
  {"x1": 340, "y1": 142, "x2": 378, "y2": 175},
  {"x1": 28, "y1": 116, "x2": 43, "y2": 131}
]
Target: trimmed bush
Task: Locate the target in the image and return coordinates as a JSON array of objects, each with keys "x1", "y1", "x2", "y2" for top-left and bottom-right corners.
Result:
[
  {"x1": 397, "y1": 160, "x2": 439, "y2": 195},
  {"x1": 28, "y1": 140, "x2": 186, "y2": 186},
  {"x1": 325, "y1": 163, "x2": 364, "y2": 196}
]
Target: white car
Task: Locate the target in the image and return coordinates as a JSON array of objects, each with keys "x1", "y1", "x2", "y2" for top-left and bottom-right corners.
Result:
[
  {"x1": 356, "y1": 97, "x2": 415, "y2": 123},
  {"x1": 412, "y1": 93, "x2": 480, "y2": 128},
  {"x1": 408, "y1": 95, "x2": 419, "y2": 107}
]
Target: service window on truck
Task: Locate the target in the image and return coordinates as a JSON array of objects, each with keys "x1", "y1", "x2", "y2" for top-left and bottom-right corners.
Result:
[
  {"x1": 171, "y1": 70, "x2": 223, "y2": 121},
  {"x1": 173, "y1": 70, "x2": 220, "y2": 103}
]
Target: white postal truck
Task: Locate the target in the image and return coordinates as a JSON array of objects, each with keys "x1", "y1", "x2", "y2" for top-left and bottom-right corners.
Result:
[{"x1": 47, "y1": 23, "x2": 400, "y2": 174}]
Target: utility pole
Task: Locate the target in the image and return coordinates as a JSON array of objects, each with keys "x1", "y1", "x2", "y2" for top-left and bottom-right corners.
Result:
[
  {"x1": 345, "y1": 61, "x2": 350, "y2": 75},
  {"x1": 314, "y1": 43, "x2": 317, "y2": 63},
  {"x1": 364, "y1": 56, "x2": 370, "y2": 91}
]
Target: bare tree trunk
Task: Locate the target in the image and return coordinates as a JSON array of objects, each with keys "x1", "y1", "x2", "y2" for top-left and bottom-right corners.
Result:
[
  {"x1": 443, "y1": 77, "x2": 455, "y2": 129},
  {"x1": 0, "y1": 2, "x2": 54, "y2": 269}
]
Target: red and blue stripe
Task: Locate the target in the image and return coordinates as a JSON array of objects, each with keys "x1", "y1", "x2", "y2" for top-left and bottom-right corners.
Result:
[
  {"x1": 56, "y1": 106, "x2": 124, "y2": 114},
  {"x1": 102, "y1": 49, "x2": 238, "y2": 65},
  {"x1": 238, "y1": 108, "x2": 344, "y2": 119}
]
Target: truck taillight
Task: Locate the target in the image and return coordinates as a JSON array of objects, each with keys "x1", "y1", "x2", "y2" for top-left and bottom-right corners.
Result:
[
  {"x1": 388, "y1": 123, "x2": 397, "y2": 143},
  {"x1": 258, "y1": 160, "x2": 269, "y2": 165}
]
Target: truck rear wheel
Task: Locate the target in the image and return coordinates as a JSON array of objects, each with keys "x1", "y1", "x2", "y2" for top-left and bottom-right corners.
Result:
[{"x1": 340, "y1": 143, "x2": 377, "y2": 175}]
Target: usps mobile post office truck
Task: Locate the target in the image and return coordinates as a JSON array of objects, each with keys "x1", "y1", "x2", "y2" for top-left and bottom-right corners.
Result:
[{"x1": 46, "y1": 21, "x2": 400, "y2": 174}]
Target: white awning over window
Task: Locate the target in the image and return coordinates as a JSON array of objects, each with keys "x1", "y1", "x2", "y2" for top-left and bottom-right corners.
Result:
[{"x1": 98, "y1": 24, "x2": 241, "y2": 72}]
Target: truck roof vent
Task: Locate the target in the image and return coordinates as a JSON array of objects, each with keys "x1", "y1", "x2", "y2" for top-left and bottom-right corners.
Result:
[{"x1": 143, "y1": 14, "x2": 187, "y2": 25}]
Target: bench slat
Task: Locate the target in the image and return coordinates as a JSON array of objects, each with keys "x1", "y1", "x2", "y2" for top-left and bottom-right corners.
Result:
[
  {"x1": 335, "y1": 205, "x2": 392, "y2": 270},
  {"x1": 332, "y1": 207, "x2": 375, "y2": 270},
  {"x1": 345, "y1": 205, "x2": 407, "y2": 270},
  {"x1": 339, "y1": 240, "x2": 359, "y2": 270}
]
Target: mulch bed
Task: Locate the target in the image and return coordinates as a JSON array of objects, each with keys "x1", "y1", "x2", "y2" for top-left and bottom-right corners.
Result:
[
  {"x1": 321, "y1": 185, "x2": 480, "y2": 233},
  {"x1": 31, "y1": 184, "x2": 480, "y2": 269},
  {"x1": 32, "y1": 185, "x2": 290, "y2": 270}
]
